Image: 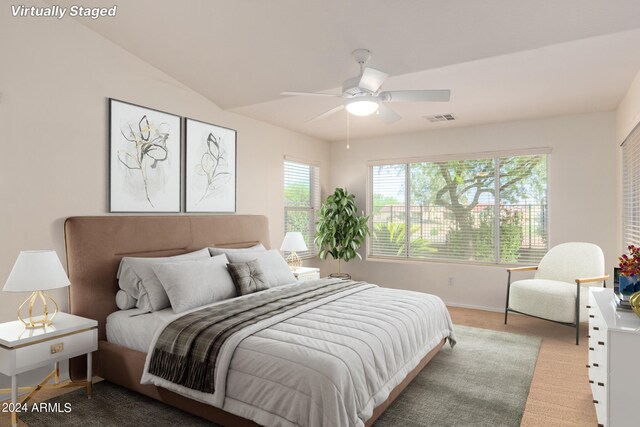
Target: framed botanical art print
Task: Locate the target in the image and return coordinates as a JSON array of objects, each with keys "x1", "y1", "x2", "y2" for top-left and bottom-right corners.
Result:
[
  {"x1": 185, "y1": 118, "x2": 237, "y2": 213},
  {"x1": 109, "y1": 99, "x2": 181, "y2": 212}
]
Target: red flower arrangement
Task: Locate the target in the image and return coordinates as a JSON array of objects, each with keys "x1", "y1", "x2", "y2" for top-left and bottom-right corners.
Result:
[{"x1": 619, "y1": 245, "x2": 640, "y2": 276}]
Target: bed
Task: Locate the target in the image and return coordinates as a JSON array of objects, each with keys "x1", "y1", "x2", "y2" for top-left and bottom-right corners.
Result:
[{"x1": 64, "y1": 215, "x2": 455, "y2": 426}]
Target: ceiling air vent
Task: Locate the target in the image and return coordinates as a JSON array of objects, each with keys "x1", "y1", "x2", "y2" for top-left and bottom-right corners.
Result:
[{"x1": 424, "y1": 113, "x2": 456, "y2": 123}]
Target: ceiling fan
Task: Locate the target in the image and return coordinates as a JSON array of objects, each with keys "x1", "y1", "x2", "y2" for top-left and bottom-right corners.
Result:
[{"x1": 281, "y1": 49, "x2": 451, "y2": 123}]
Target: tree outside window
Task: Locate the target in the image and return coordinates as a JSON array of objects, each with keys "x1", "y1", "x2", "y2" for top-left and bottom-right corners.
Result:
[{"x1": 370, "y1": 153, "x2": 547, "y2": 265}]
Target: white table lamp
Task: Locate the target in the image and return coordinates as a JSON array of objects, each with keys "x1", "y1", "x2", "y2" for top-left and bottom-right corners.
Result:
[
  {"x1": 280, "y1": 232, "x2": 308, "y2": 272},
  {"x1": 3, "y1": 250, "x2": 70, "y2": 329}
]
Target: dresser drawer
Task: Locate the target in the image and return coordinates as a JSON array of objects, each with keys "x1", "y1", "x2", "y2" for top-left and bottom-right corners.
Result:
[
  {"x1": 589, "y1": 373, "x2": 607, "y2": 393},
  {"x1": 588, "y1": 357, "x2": 607, "y2": 385},
  {"x1": 595, "y1": 400, "x2": 607, "y2": 427},
  {"x1": 589, "y1": 323, "x2": 607, "y2": 343},
  {"x1": 588, "y1": 334, "x2": 607, "y2": 366},
  {"x1": 12, "y1": 328, "x2": 97, "y2": 374},
  {"x1": 588, "y1": 365, "x2": 607, "y2": 396},
  {"x1": 591, "y1": 379, "x2": 607, "y2": 425},
  {"x1": 588, "y1": 310, "x2": 606, "y2": 331}
]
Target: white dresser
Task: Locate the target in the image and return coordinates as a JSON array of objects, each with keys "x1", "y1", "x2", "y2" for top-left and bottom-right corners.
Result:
[{"x1": 588, "y1": 288, "x2": 640, "y2": 427}]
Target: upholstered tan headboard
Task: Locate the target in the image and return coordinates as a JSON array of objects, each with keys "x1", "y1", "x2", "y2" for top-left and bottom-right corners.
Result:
[{"x1": 64, "y1": 215, "x2": 271, "y2": 341}]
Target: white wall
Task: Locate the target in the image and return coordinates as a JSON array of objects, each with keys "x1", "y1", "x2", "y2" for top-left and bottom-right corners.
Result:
[
  {"x1": 329, "y1": 112, "x2": 617, "y2": 311},
  {"x1": 0, "y1": 12, "x2": 330, "y2": 321},
  {"x1": 617, "y1": 70, "x2": 640, "y2": 144}
]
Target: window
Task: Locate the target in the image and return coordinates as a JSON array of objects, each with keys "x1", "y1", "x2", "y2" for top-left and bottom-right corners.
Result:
[
  {"x1": 369, "y1": 150, "x2": 548, "y2": 265},
  {"x1": 623, "y1": 124, "x2": 640, "y2": 249},
  {"x1": 284, "y1": 159, "x2": 320, "y2": 258}
]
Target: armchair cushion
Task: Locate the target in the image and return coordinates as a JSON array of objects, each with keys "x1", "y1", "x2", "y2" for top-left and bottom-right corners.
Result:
[
  {"x1": 509, "y1": 279, "x2": 588, "y2": 323},
  {"x1": 534, "y1": 242, "x2": 605, "y2": 286}
]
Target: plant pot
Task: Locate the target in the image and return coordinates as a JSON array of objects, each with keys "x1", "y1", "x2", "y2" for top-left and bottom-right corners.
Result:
[
  {"x1": 619, "y1": 274, "x2": 639, "y2": 295},
  {"x1": 329, "y1": 273, "x2": 351, "y2": 280}
]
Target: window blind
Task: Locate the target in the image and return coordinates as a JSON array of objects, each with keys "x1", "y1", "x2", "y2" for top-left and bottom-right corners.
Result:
[
  {"x1": 369, "y1": 153, "x2": 548, "y2": 265},
  {"x1": 371, "y1": 164, "x2": 407, "y2": 257},
  {"x1": 623, "y1": 124, "x2": 640, "y2": 250},
  {"x1": 284, "y1": 160, "x2": 320, "y2": 258}
]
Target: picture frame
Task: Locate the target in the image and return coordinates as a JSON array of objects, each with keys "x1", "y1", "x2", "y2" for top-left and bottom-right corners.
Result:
[
  {"x1": 184, "y1": 118, "x2": 237, "y2": 213},
  {"x1": 109, "y1": 99, "x2": 182, "y2": 212}
]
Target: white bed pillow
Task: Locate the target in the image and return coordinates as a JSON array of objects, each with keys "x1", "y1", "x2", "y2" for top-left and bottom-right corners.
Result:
[
  {"x1": 117, "y1": 248, "x2": 211, "y2": 312},
  {"x1": 226, "y1": 249, "x2": 296, "y2": 287},
  {"x1": 115, "y1": 290, "x2": 137, "y2": 310},
  {"x1": 208, "y1": 243, "x2": 266, "y2": 257},
  {"x1": 153, "y1": 254, "x2": 237, "y2": 314}
]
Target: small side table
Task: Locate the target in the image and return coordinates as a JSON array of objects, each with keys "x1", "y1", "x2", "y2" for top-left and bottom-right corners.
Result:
[
  {"x1": 0, "y1": 312, "x2": 98, "y2": 427},
  {"x1": 294, "y1": 267, "x2": 321, "y2": 282}
]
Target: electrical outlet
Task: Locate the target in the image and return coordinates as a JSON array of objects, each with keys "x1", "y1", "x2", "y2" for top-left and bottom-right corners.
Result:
[
  {"x1": 448, "y1": 277, "x2": 454, "y2": 286},
  {"x1": 50, "y1": 342, "x2": 64, "y2": 354}
]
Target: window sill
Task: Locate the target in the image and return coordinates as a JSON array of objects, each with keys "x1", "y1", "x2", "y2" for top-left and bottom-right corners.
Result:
[{"x1": 366, "y1": 255, "x2": 531, "y2": 268}]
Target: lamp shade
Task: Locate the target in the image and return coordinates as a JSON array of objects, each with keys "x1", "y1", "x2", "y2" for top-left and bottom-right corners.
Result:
[
  {"x1": 280, "y1": 232, "x2": 308, "y2": 252},
  {"x1": 3, "y1": 250, "x2": 70, "y2": 292}
]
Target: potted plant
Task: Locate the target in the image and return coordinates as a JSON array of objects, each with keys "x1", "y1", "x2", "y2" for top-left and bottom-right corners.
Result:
[
  {"x1": 618, "y1": 244, "x2": 640, "y2": 294},
  {"x1": 314, "y1": 188, "x2": 370, "y2": 279}
]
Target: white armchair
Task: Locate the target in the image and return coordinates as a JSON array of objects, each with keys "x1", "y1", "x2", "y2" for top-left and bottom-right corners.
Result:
[{"x1": 504, "y1": 242, "x2": 609, "y2": 345}]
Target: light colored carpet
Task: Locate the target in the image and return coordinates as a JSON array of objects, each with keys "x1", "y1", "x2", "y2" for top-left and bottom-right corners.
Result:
[{"x1": 19, "y1": 325, "x2": 539, "y2": 427}]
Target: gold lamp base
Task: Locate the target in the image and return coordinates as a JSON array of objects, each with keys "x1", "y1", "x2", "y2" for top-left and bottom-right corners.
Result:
[
  {"x1": 17, "y1": 290, "x2": 59, "y2": 329},
  {"x1": 285, "y1": 251, "x2": 302, "y2": 272}
]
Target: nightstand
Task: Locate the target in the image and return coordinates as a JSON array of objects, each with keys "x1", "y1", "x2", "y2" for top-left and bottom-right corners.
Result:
[
  {"x1": 0, "y1": 313, "x2": 97, "y2": 427},
  {"x1": 294, "y1": 267, "x2": 320, "y2": 282}
]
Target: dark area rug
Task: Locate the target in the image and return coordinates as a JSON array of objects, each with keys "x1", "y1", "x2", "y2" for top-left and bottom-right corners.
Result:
[
  {"x1": 21, "y1": 325, "x2": 540, "y2": 427},
  {"x1": 373, "y1": 325, "x2": 540, "y2": 427}
]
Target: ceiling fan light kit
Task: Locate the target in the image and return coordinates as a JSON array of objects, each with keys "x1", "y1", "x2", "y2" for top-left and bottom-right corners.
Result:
[
  {"x1": 283, "y1": 48, "x2": 451, "y2": 122},
  {"x1": 345, "y1": 96, "x2": 379, "y2": 116}
]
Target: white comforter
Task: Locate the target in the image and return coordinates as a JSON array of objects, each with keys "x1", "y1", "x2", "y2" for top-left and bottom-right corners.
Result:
[{"x1": 141, "y1": 282, "x2": 456, "y2": 427}]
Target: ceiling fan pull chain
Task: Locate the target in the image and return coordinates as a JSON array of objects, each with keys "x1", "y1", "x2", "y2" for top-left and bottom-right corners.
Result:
[{"x1": 346, "y1": 112, "x2": 350, "y2": 149}]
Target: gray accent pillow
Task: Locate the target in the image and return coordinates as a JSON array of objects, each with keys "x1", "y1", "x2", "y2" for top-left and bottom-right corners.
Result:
[
  {"x1": 208, "y1": 244, "x2": 266, "y2": 257},
  {"x1": 152, "y1": 255, "x2": 237, "y2": 314},
  {"x1": 115, "y1": 290, "x2": 136, "y2": 310},
  {"x1": 117, "y1": 248, "x2": 211, "y2": 312},
  {"x1": 226, "y1": 249, "x2": 296, "y2": 287},
  {"x1": 227, "y1": 260, "x2": 269, "y2": 296}
]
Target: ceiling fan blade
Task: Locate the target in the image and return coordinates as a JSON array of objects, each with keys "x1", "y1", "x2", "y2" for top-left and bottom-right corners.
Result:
[
  {"x1": 281, "y1": 91, "x2": 341, "y2": 97},
  {"x1": 380, "y1": 89, "x2": 451, "y2": 102},
  {"x1": 358, "y1": 67, "x2": 388, "y2": 93},
  {"x1": 308, "y1": 105, "x2": 345, "y2": 122},
  {"x1": 377, "y1": 104, "x2": 401, "y2": 123}
]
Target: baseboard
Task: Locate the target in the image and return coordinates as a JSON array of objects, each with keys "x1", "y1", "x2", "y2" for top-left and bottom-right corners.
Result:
[
  {"x1": 446, "y1": 302, "x2": 590, "y2": 326},
  {"x1": 445, "y1": 301, "x2": 505, "y2": 313}
]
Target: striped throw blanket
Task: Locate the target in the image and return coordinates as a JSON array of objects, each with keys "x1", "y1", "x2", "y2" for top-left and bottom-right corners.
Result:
[{"x1": 148, "y1": 279, "x2": 366, "y2": 393}]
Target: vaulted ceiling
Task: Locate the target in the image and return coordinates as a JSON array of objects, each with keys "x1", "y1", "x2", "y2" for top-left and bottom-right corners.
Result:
[{"x1": 61, "y1": 0, "x2": 640, "y2": 141}]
